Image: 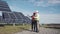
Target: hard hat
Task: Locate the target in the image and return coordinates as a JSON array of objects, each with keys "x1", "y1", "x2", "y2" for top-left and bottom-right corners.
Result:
[
  {"x1": 35, "y1": 10, "x2": 39, "y2": 12},
  {"x1": 34, "y1": 10, "x2": 39, "y2": 13},
  {"x1": 33, "y1": 10, "x2": 39, "y2": 14}
]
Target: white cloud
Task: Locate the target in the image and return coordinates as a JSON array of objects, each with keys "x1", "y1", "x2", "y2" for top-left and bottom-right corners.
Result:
[
  {"x1": 40, "y1": 14, "x2": 60, "y2": 24},
  {"x1": 10, "y1": 5, "x2": 25, "y2": 12},
  {"x1": 48, "y1": 0, "x2": 60, "y2": 4},
  {"x1": 28, "y1": 0, "x2": 60, "y2": 7},
  {"x1": 10, "y1": 5, "x2": 33, "y2": 16}
]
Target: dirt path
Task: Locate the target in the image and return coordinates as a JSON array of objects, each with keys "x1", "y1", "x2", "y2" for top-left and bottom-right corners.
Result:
[{"x1": 15, "y1": 27, "x2": 60, "y2": 34}]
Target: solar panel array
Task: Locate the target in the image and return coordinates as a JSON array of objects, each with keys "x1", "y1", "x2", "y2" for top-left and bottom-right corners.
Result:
[{"x1": 2, "y1": 12, "x2": 31, "y2": 24}]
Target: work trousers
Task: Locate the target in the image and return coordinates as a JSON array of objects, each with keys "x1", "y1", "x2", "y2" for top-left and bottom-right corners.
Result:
[{"x1": 31, "y1": 20, "x2": 39, "y2": 32}]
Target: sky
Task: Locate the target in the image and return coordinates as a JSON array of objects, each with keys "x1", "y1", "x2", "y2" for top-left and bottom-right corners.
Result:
[{"x1": 2, "y1": 0, "x2": 60, "y2": 24}]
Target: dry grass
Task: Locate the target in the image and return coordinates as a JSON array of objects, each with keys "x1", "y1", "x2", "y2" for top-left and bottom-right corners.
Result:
[{"x1": 0, "y1": 24, "x2": 31, "y2": 34}]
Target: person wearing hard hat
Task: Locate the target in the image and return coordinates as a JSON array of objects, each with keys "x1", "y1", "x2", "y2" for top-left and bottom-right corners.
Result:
[
  {"x1": 31, "y1": 10, "x2": 40, "y2": 32},
  {"x1": 34, "y1": 10, "x2": 40, "y2": 32}
]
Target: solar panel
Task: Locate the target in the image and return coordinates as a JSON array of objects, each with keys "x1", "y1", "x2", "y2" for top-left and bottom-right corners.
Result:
[
  {"x1": 0, "y1": 0, "x2": 11, "y2": 12},
  {"x1": 9, "y1": 13, "x2": 16, "y2": 19},
  {"x1": 19, "y1": 12, "x2": 25, "y2": 17},
  {"x1": 0, "y1": 16, "x2": 2, "y2": 22},
  {"x1": 2, "y1": 12, "x2": 9, "y2": 19},
  {"x1": 23, "y1": 16, "x2": 31, "y2": 24},
  {"x1": 13, "y1": 12, "x2": 22, "y2": 19},
  {"x1": 0, "y1": 8, "x2": 11, "y2": 12}
]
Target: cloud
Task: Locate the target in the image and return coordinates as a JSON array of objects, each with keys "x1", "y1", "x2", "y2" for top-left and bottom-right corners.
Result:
[
  {"x1": 40, "y1": 14, "x2": 60, "y2": 24},
  {"x1": 10, "y1": 5, "x2": 24, "y2": 12},
  {"x1": 9, "y1": 5, "x2": 33, "y2": 16},
  {"x1": 48, "y1": 0, "x2": 60, "y2": 4},
  {"x1": 28, "y1": 0, "x2": 60, "y2": 7}
]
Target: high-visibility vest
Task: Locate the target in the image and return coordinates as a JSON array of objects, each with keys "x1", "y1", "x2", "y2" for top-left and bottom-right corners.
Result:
[{"x1": 34, "y1": 14, "x2": 40, "y2": 21}]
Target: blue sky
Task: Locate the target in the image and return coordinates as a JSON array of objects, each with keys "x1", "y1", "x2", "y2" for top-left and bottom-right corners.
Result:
[{"x1": 2, "y1": 0, "x2": 60, "y2": 24}]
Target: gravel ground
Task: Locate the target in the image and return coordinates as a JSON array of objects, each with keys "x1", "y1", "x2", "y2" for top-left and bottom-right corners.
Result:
[{"x1": 15, "y1": 27, "x2": 60, "y2": 34}]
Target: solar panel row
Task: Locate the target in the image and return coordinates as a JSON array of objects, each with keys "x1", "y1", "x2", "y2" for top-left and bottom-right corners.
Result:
[{"x1": 2, "y1": 12, "x2": 31, "y2": 24}]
